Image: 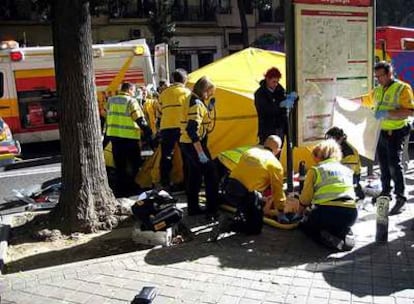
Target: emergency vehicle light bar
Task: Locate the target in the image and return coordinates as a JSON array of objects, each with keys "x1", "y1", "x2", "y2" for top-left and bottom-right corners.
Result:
[{"x1": 10, "y1": 51, "x2": 24, "y2": 62}]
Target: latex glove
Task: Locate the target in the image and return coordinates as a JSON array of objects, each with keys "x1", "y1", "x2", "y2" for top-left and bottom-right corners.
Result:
[
  {"x1": 207, "y1": 98, "x2": 216, "y2": 111},
  {"x1": 375, "y1": 110, "x2": 388, "y2": 120},
  {"x1": 280, "y1": 91, "x2": 298, "y2": 109},
  {"x1": 198, "y1": 151, "x2": 209, "y2": 164},
  {"x1": 276, "y1": 212, "x2": 290, "y2": 224},
  {"x1": 291, "y1": 213, "x2": 303, "y2": 222}
]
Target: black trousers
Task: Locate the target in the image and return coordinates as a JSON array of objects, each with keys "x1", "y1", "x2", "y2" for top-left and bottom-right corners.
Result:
[
  {"x1": 377, "y1": 125, "x2": 411, "y2": 200},
  {"x1": 109, "y1": 137, "x2": 142, "y2": 196},
  {"x1": 225, "y1": 178, "x2": 264, "y2": 234},
  {"x1": 301, "y1": 205, "x2": 357, "y2": 240},
  {"x1": 180, "y1": 141, "x2": 218, "y2": 214},
  {"x1": 160, "y1": 128, "x2": 181, "y2": 187}
]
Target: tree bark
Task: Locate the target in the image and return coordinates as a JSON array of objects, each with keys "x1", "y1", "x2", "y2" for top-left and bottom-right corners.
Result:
[
  {"x1": 51, "y1": 0, "x2": 117, "y2": 233},
  {"x1": 237, "y1": 0, "x2": 249, "y2": 48}
]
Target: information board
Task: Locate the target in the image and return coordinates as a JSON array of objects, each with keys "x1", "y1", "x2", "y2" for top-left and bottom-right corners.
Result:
[{"x1": 294, "y1": 0, "x2": 374, "y2": 145}]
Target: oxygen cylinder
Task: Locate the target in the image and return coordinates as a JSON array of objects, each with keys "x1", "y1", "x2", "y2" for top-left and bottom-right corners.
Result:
[
  {"x1": 375, "y1": 196, "x2": 390, "y2": 243},
  {"x1": 298, "y1": 161, "x2": 306, "y2": 194}
]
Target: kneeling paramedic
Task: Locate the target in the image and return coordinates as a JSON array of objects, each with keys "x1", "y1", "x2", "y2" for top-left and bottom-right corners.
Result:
[
  {"x1": 223, "y1": 135, "x2": 287, "y2": 235},
  {"x1": 289, "y1": 139, "x2": 357, "y2": 251}
]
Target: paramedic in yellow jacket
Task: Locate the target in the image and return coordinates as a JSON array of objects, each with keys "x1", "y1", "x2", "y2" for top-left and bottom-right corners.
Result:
[
  {"x1": 105, "y1": 82, "x2": 152, "y2": 197},
  {"x1": 159, "y1": 69, "x2": 191, "y2": 189},
  {"x1": 325, "y1": 127, "x2": 364, "y2": 200},
  {"x1": 295, "y1": 139, "x2": 357, "y2": 251},
  {"x1": 363, "y1": 61, "x2": 414, "y2": 215},
  {"x1": 180, "y1": 76, "x2": 218, "y2": 216},
  {"x1": 224, "y1": 135, "x2": 286, "y2": 235}
]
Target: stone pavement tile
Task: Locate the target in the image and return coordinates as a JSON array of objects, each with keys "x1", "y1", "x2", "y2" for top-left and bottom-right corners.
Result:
[
  {"x1": 308, "y1": 287, "x2": 330, "y2": 299},
  {"x1": 285, "y1": 294, "x2": 307, "y2": 303},
  {"x1": 291, "y1": 277, "x2": 313, "y2": 287},
  {"x1": 243, "y1": 289, "x2": 267, "y2": 301},
  {"x1": 263, "y1": 292, "x2": 286, "y2": 303},
  {"x1": 373, "y1": 296, "x2": 396, "y2": 304},
  {"x1": 223, "y1": 286, "x2": 247, "y2": 297},
  {"x1": 286, "y1": 286, "x2": 310, "y2": 297},
  {"x1": 61, "y1": 289, "x2": 94, "y2": 303},
  {"x1": 329, "y1": 290, "x2": 351, "y2": 302},
  {"x1": 306, "y1": 297, "x2": 330, "y2": 304},
  {"x1": 109, "y1": 287, "x2": 139, "y2": 302},
  {"x1": 395, "y1": 297, "x2": 414, "y2": 304},
  {"x1": 310, "y1": 279, "x2": 332, "y2": 290},
  {"x1": 217, "y1": 294, "x2": 240, "y2": 304},
  {"x1": 249, "y1": 281, "x2": 274, "y2": 292},
  {"x1": 238, "y1": 299, "x2": 262, "y2": 304}
]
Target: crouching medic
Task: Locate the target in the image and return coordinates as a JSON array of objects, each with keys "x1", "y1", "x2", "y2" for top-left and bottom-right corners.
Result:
[
  {"x1": 286, "y1": 139, "x2": 358, "y2": 251},
  {"x1": 222, "y1": 135, "x2": 289, "y2": 235}
]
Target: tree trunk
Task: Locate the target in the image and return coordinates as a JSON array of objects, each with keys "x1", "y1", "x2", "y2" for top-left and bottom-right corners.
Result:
[
  {"x1": 51, "y1": 0, "x2": 117, "y2": 233},
  {"x1": 237, "y1": 0, "x2": 249, "y2": 48}
]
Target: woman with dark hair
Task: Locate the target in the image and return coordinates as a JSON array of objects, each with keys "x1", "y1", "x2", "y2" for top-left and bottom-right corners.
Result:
[
  {"x1": 254, "y1": 67, "x2": 287, "y2": 145},
  {"x1": 180, "y1": 76, "x2": 219, "y2": 217}
]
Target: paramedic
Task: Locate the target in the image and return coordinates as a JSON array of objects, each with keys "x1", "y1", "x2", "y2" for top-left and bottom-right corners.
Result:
[
  {"x1": 325, "y1": 127, "x2": 364, "y2": 200},
  {"x1": 159, "y1": 69, "x2": 191, "y2": 190},
  {"x1": 180, "y1": 76, "x2": 218, "y2": 216},
  {"x1": 293, "y1": 139, "x2": 357, "y2": 251},
  {"x1": 254, "y1": 67, "x2": 287, "y2": 145},
  {"x1": 224, "y1": 135, "x2": 287, "y2": 234},
  {"x1": 105, "y1": 82, "x2": 152, "y2": 197},
  {"x1": 367, "y1": 61, "x2": 414, "y2": 215}
]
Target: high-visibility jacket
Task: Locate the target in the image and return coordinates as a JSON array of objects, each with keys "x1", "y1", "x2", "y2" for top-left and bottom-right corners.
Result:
[
  {"x1": 106, "y1": 93, "x2": 144, "y2": 140},
  {"x1": 374, "y1": 79, "x2": 414, "y2": 130},
  {"x1": 311, "y1": 159, "x2": 356, "y2": 208},
  {"x1": 159, "y1": 83, "x2": 191, "y2": 130},
  {"x1": 229, "y1": 147, "x2": 286, "y2": 211},
  {"x1": 180, "y1": 94, "x2": 212, "y2": 143}
]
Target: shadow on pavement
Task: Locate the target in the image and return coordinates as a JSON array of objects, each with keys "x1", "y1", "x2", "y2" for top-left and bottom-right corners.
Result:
[
  {"x1": 310, "y1": 218, "x2": 414, "y2": 297},
  {"x1": 4, "y1": 225, "x2": 152, "y2": 274},
  {"x1": 144, "y1": 219, "x2": 333, "y2": 271}
]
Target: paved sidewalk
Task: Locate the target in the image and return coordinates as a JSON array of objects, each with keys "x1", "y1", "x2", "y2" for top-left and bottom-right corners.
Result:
[{"x1": 1, "y1": 176, "x2": 414, "y2": 303}]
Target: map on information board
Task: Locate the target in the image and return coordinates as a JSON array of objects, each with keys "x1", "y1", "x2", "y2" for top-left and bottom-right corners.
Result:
[{"x1": 294, "y1": 3, "x2": 373, "y2": 144}]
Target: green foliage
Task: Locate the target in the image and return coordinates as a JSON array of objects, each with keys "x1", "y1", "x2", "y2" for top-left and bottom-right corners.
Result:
[{"x1": 148, "y1": 0, "x2": 176, "y2": 45}]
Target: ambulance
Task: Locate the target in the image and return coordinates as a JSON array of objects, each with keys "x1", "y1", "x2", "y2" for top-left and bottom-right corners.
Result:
[
  {"x1": 0, "y1": 39, "x2": 156, "y2": 143},
  {"x1": 375, "y1": 26, "x2": 414, "y2": 88}
]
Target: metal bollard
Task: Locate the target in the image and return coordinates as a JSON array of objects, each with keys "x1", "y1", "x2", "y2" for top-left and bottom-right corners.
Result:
[{"x1": 375, "y1": 196, "x2": 390, "y2": 243}]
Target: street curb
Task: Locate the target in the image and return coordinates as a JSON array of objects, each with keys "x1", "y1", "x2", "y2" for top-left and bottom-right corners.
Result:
[
  {"x1": 4, "y1": 155, "x2": 61, "y2": 171},
  {"x1": 0, "y1": 215, "x2": 12, "y2": 274}
]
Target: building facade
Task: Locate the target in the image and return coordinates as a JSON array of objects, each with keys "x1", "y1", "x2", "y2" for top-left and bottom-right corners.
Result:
[{"x1": 0, "y1": 0, "x2": 285, "y2": 72}]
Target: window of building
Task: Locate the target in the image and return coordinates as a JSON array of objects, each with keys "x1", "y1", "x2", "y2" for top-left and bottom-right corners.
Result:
[
  {"x1": 175, "y1": 54, "x2": 192, "y2": 72},
  {"x1": 218, "y1": 0, "x2": 231, "y2": 14},
  {"x1": 0, "y1": 72, "x2": 3, "y2": 98},
  {"x1": 198, "y1": 53, "x2": 214, "y2": 68},
  {"x1": 228, "y1": 33, "x2": 243, "y2": 45}
]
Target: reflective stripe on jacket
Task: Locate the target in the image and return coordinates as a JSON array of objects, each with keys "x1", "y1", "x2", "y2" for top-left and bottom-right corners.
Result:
[
  {"x1": 106, "y1": 94, "x2": 141, "y2": 139},
  {"x1": 313, "y1": 159, "x2": 356, "y2": 208},
  {"x1": 374, "y1": 80, "x2": 409, "y2": 130}
]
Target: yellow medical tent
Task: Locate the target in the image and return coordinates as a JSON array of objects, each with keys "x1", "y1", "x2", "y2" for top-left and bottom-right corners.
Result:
[
  {"x1": 129, "y1": 47, "x2": 314, "y2": 188},
  {"x1": 187, "y1": 47, "x2": 286, "y2": 159}
]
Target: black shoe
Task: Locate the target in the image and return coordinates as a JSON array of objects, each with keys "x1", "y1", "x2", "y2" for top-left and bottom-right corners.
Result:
[
  {"x1": 320, "y1": 230, "x2": 345, "y2": 251},
  {"x1": 389, "y1": 198, "x2": 406, "y2": 215},
  {"x1": 342, "y1": 234, "x2": 355, "y2": 251}
]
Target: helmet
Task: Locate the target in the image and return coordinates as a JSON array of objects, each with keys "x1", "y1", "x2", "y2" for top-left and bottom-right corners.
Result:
[{"x1": 325, "y1": 127, "x2": 346, "y2": 140}]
